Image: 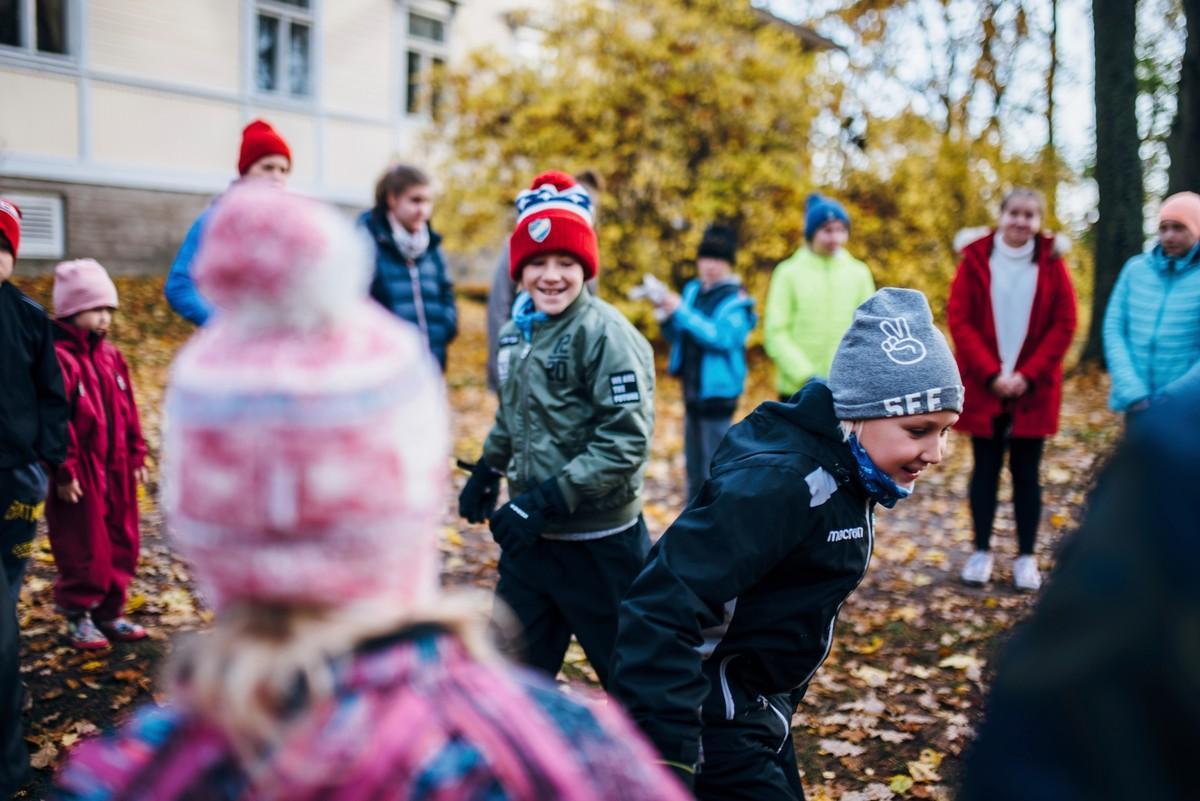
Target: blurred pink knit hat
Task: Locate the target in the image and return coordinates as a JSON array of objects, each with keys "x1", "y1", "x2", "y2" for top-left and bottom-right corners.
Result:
[
  {"x1": 162, "y1": 184, "x2": 448, "y2": 611},
  {"x1": 53, "y1": 258, "x2": 118, "y2": 318},
  {"x1": 1160, "y1": 192, "x2": 1200, "y2": 240}
]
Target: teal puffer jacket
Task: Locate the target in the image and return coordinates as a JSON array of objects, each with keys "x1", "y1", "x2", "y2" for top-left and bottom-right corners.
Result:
[{"x1": 1102, "y1": 241, "x2": 1200, "y2": 411}]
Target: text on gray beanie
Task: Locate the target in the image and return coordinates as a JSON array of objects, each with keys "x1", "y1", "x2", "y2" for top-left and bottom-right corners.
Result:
[{"x1": 829, "y1": 288, "x2": 964, "y2": 419}]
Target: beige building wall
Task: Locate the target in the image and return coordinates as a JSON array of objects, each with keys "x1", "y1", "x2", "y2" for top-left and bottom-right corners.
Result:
[
  {"x1": 0, "y1": 67, "x2": 79, "y2": 159},
  {"x1": 322, "y1": 0, "x2": 397, "y2": 119},
  {"x1": 325, "y1": 119, "x2": 396, "y2": 198},
  {"x1": 1, "y1": 0, "x2": 500, "y2": 276},
  {"x1": 89, "y1": 1, "x2": 241, "y2": 93},
  {"x1": 264, "y1": 111, "x2": 319, "y2": 184},
  {"x1": 90, "y1": 84, "x2": 241, "y2": 173}
]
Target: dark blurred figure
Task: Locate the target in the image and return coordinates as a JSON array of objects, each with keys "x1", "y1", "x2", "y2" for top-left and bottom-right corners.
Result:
[
  {"x1": 1, "y1": 564, "x2": 30, "y2": 795},
  {"x1": 960, "y1": 391, "x2": 1200, "y2": 801}
]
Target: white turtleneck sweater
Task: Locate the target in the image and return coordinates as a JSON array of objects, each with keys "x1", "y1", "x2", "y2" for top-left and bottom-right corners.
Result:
[{"x1": 989, "y1": 236, "x2": 1038, "y2": 375}]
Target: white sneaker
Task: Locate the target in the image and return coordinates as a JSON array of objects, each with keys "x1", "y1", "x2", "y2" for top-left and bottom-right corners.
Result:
[
  {"x1": 1013, "y1": 555, "x2": 1042, "y2": 592},
  {"x1": 961, "y1": 551, "x2": 994, "y2": 585}
]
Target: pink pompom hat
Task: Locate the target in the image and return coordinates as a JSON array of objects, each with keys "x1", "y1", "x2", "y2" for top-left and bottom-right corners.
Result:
[{"x1": 162, "y1": 184, "x2": 449, "y2": 611}]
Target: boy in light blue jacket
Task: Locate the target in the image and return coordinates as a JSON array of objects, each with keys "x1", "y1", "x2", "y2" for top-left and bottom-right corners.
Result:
[
  {"x1": 1103, "y1": 192, "x2": 1200, "y2": 414},
  {"x1": 652, "y1": 224, "x2": 756, "y2": 499}
]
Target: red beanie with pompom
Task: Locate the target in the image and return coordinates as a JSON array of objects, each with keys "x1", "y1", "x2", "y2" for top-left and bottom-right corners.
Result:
[{"x1": 509, "y1": 171, "x2": 598, "y2": 280}]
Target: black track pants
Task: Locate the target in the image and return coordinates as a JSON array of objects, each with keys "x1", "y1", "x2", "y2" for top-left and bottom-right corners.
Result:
[
  {"x1": 696, "y1": 690, "x2": 806, "y2": 801},
  {"x1": 495, "y1": 516, "x2": 650, "y2": 687},
  {"x1": 0, "y1": 562, "x2": 30, "y2": 795}
]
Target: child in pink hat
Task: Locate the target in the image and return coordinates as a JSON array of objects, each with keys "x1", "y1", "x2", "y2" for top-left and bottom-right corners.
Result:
[
  {"x1": 45, "y1": 259, "x2": 149, "y2": 650},
  {"x1": 1103, "y1": 191, "x2": 1200, "y2": 413},
  {"x1": 53, "y1": 184, "x2": 690, "y2": 801}
]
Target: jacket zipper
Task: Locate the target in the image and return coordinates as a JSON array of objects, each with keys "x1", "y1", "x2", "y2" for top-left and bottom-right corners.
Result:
[
  {"x1": 758, "y1": 694, "x2": 792, "y2": 754},
  {"x1": 407, "y1": 260, "x2": 430, "y2": 338},
  {"x1": 795, "y1": 500, "x2": 875, "y2": 690},
  {"x1": 718, "y1": 654, "x2": 739, "y2": 720},
  {"x1": 1147, "y1": 265, "x2": 1177, "y2": 393},
  {"x1": 519, "y1": 331, "x2": 535, "y2": 487}
]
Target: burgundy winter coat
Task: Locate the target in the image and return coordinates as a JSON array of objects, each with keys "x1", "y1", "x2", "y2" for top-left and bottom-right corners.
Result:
[
  {"x1": 44, "y1": 322, "x2": 146, "y2": 616},
  {"x1": 947, "y1": 231, "x2": 1077, "y2": 439}
]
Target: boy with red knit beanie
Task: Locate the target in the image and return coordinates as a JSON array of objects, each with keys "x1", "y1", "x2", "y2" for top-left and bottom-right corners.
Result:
[
  {"x1": 164, "y1": 119, "x2": 292, "y2": 326},
  {"x1": 46, "y1": 259, "x2": 149, "y2": 650},
  {"x1": 0, "y1": 199, "x2": 69, "y2": 598},
  {"x1": 458, "y1": 171, "x2": 656, "y2": 687},
  {"x1": 0, "y1": 197, "x2": 68, "y2": 796}
]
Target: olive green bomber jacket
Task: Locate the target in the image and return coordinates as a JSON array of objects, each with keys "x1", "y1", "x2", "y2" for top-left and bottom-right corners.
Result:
[{"x1": 482, "y1": 290, "x2": 655, "y2": 537}]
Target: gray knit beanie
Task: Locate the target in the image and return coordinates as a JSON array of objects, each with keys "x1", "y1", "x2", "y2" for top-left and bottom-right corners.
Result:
[{"x1": 829, "y1": 288, "x2": 964, "y2": 420}]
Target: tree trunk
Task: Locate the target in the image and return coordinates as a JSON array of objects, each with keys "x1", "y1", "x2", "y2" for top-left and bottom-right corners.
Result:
[
  {"x1": 1041, "y1": 0, "x2": 1059, "y2": 222},
  {"x1": 1167, "y1": 0, "x2": 1200, "y2": 195},
  {"x1": 1084, "y1": 0, "x2": 1143, "y2": 364}
]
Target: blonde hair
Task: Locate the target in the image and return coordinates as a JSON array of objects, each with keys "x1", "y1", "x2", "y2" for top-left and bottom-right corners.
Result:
[
  {"x1": 170, "y1": 592, "x2": 497, "y2": 757},
  {"x1": 838, "y1": 420, "x2": 864, "y2": 441}
]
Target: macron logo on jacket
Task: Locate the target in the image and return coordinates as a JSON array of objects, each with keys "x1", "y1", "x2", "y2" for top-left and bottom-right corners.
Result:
[{"x1": 827, "y1": 526, "x2": 865, "y2": 543}]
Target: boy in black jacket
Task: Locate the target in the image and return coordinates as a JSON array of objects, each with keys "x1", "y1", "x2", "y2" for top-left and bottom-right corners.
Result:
[
  {"x1": 0, "y1": 197, "x2": 69, "y2": 796},
  {"x1": 0, "y1": 199, "x2": 68, "y2": 595},
  {"x1": 610, "y1": 288, "x2": 963, "y2": 799}
]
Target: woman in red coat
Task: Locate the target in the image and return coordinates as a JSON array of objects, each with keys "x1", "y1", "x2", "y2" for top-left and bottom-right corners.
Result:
[{"x1": 947, "y1": 189, "x2": 1077, "y2": 592}]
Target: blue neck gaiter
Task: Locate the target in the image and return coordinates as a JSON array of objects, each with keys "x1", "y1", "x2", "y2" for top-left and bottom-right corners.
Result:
[
  {"x1": 846, "y1": 433, "x2": 912, "y2": 509},
  {"x1": 511, "y1": 293, "x2": 549, "y2": 342}
]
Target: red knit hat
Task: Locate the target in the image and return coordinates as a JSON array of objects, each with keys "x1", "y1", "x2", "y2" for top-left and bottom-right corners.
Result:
[
  {"x1": 509, "y1": 171, "x2": 598, "y2": 280},
  {"x1": 237, "y1": 119, "x2": 292, "y2": 176},
  {"x1": 0, "y1": 198, "x2": 20, "y2": 258}
]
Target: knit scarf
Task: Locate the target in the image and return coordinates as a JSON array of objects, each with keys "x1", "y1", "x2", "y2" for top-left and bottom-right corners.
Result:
[
  {"x1": 846, "y1": 434, "x2": 912, "y2": 509},
  {"x1": 512, "y1": 292, "x2": 548, "y2": 342},
  {"x1": 388, "y1": 215, "x2": 430, "y2": 262}
]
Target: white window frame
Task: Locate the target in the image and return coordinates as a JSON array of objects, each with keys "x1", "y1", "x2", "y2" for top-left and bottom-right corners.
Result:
[
  {"x1": 6, "y1": 192, "x2": 65, "y2": 260},
  {"x1": 402, "y1": 1, "x2": 451, "y2": 119},
  {"x1": 0, "y1": 0, "x2": 78, "y2": 66},
  {"x1": 252, "y1": 0, "x2": 316, "y2": 101},
  {"x1": 510, "y1": 21, "x2": 548, "y2": 69}
]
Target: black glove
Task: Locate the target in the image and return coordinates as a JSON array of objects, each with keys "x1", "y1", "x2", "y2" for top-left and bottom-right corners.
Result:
[
  {"x1": 458, "y1": 460, "x2": 502, "y2": 523},
  {"x1": 489, "y1": 478, "x2": 568, "y2": 555}
]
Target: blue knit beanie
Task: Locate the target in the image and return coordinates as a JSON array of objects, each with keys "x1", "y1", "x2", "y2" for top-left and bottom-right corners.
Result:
[{"x1": 804, "y1": 193, "x2": 851, "y2": 241}]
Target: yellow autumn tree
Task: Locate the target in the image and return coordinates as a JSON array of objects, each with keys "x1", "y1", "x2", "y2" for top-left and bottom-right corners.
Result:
[
  {"x1": 836, "y1": 112, "x2": 1084, "y2": 314},
  {"x1": 434, "y1": 0, "x2": 1088, "y2": 340},
  {"x1": 434, "y1": 0, "x2": 831, "y2": 325}
]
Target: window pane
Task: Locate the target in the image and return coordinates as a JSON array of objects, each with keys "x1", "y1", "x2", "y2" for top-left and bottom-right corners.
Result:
[
  {"x1": 406, "y1": 50, "x2": 422, "y2": 114},
  {"x1": 430, "y1": 57, "x2": 444, "y2": 121},
  {"x1": 288, "y1": 22, "x2": 310, "y2": 96},
  {"x1": 0, "y1": 0, "x2": 19, "y2": 47},
  {"x1": 36, "y1": 0, "x2": 67, "y2": 53},
  {"x1": 257, "y1": 14, "x2": 279, "y2": 92},
  {"x1": 408, "y1": 12, "x2": 443, "y2": 43},
  {"x1": 273, "y1": 0, "x2": 310, "y2": 7}
]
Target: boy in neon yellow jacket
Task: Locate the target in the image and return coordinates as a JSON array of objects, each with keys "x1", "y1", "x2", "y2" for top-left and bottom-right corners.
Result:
[{"x1": 764, "y1": 193, "x2": 875, "y2": 398}]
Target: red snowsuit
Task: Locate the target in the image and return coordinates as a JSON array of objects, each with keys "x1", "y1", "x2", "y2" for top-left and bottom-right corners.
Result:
[{"x1": 44, "y1": 321, "x2": 146, "y2": 619}]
